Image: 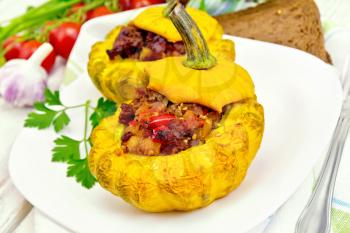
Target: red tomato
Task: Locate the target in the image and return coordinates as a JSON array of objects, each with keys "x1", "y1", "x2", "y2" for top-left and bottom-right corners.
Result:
[
  {"x1": 18, "y1": 40, "x2": 57, "y2": 73},
  {"x1": 119, "y1": 0, "x2": 132, "y2": 10},
  {"x1": 149, "y1": 114, "x2": 175, "y2": 129},
  {"x1": 3, "y1": 36, "x2": 23, "y2": 61},
  {"x1": 130, "y1": 0, "x2": 165, "y2": 9},
  {"x1": 49, "y1": 22, "x2": 81, "y2": 60},
  {"x1": 86, "y1": 6, "x2": 113, "y2": 20}
]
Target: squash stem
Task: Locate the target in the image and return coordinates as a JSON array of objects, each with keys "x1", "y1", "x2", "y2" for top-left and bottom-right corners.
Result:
[
  {"x1": 164, "y1": 0, "x2": 189, "y2": 17},
  {"x1": 164, "y1": 0, "x2": 177, "y2": 17},
  {"x1": 168, "y1": 4, "x2": 216, "y2": 70}
]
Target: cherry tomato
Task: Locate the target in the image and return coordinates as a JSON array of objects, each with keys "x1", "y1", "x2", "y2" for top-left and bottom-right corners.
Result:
[
  {"x1": 18, "y1": 40, "x2": 57, "y2": 73},
  {"x1": 49, "y1": 22, "x2": 81, "y2": 60},
  {"x1": 130, "y1": 0, "x2": 165, "y2": 9},
  {"x1": 3, "y1": 36, "x2": 23, "y2": 61},
  {"x1": 119, "y1": 0, "x2": 132, "y2": 10},
  {"x1": 149, "y1": 114, "x2": 175, "y2": 129},
  {"x1": 86, "y1": 6, "x2": 113, "y2": 20}
]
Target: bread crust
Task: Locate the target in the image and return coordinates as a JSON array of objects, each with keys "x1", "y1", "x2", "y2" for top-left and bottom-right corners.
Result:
[{"x1": 215, "y1": 0, "x2": 331, "y2": 63}]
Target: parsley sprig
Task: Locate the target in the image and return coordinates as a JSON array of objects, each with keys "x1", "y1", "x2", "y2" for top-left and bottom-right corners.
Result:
[
  {"x1": 24, "y1": 89, "x2": 117, "y2": 189},
  {"x1": 24, "y1": 90, "x2": 81, "y2": 132}
]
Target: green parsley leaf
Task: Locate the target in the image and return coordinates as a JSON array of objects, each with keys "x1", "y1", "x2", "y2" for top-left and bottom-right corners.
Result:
[
  {"x1": 44, "y1": 89, "x2": 62, "y2": 106},
  {"x1": 89, "y1": 98, "x2": 117, "y2": 128},
  {"x1": 67, "y1": 158, "x2": 96, "y2": 189},
  {"x1": 24, "y1": 89, "x2": 117, "y2": 189},
  {"x1": 24, "y1": 102, "x2": 57, "y2": 129},
  {"x1": 53, "y1": 111, "x2": 70, "y2": 132},
  {"x1": 52, "y1": 135, "x2": 81, "y2": 162},
  {"x1": 24, "y1": 89, "x2": 72, "y2": 132},
  {"x1": 24, "y1": 101, "x2": 70, "y2": 132}
]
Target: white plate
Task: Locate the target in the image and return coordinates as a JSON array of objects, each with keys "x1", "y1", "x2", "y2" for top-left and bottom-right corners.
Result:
[{"x1": 9, "y1": 9, "x2": 343, "y2": 233}]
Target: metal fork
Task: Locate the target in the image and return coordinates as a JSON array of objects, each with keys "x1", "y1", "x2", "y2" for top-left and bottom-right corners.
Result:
[{"x1": 295, "y1": 57, "x2": 350, "y2": 233}]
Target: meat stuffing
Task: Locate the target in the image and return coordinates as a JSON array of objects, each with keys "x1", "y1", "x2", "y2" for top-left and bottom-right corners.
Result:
[
  {"x1": 119, "y1": 89, "x2": 223, "y2": 156},
  {"x1": 107, "y1": 25, "x2": 185, "y2": 61}
]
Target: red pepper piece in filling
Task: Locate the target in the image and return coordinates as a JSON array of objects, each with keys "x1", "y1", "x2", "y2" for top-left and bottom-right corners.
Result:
[
  {"x1": 149, "y1": 114, "x2": 175, "y2": 129},
  {"x1": 128, "y1": 120, "x2": 137, "y2": 127}
]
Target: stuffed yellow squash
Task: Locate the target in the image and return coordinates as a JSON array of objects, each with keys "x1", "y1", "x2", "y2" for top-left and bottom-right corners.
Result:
[
  {"x1": 88, "y1": 3, "x2": 264, "y2": 212},
  {"x1": 87, "y1": 5, "x2": 235, "y2": 103}
]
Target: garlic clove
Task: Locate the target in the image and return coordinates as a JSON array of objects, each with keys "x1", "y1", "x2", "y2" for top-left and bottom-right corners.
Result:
[{"x1": 0, "y1": 43, "x2": 53, "y2": 107}]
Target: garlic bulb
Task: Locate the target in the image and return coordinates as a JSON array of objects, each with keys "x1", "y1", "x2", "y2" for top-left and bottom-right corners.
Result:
[{"x1": 0, "y1": 43, "x2": 53, "y2": 107}]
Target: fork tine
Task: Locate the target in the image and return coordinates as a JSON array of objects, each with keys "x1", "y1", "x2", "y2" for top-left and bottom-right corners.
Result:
[{"x1": 341, "y1": 55, "x2": 350, "y2": 96}]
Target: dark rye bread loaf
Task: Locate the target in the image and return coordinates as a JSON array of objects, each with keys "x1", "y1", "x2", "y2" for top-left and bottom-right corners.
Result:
[{"x1": 214, "y1": 0, "x2": 331, "y2": 63}]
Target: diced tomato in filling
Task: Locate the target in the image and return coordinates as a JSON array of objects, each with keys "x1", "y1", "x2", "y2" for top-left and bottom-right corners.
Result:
[
  {"x1": 106, "y1": 25, "x2": 185, "y2": 61},
  {"x1": 119, "y1": 89, "x2": 223, "y2": 156},
  {"x1": 149, "y1": 114, "x2": 176, "y2": 129}
]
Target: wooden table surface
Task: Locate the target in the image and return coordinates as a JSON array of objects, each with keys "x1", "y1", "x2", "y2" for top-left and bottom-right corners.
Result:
[{"x1": 0, "y1": 99, "x2": 31, "y2": 233}]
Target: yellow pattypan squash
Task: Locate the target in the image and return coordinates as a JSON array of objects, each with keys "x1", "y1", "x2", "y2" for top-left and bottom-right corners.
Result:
[
  {"x1": 146, "y1": 56, "x2": 255, "y2": 112},
  {"x1": 132, "y1": 6, "x2": 219, "y2": 43},
  {"x1": 88, "y1": 3, "x2": 264, "y2": 212},
  {"x1": 87, "y1": 6, "x2": 235, "y2": 104},
  {"x1": 89, "y1": 99, "x2": 264, "y2": 212}
]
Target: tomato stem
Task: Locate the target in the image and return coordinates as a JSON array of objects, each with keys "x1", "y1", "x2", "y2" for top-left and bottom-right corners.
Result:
[{"x1": 168, "y1": 3, "x2": 216, "y2": 70}]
